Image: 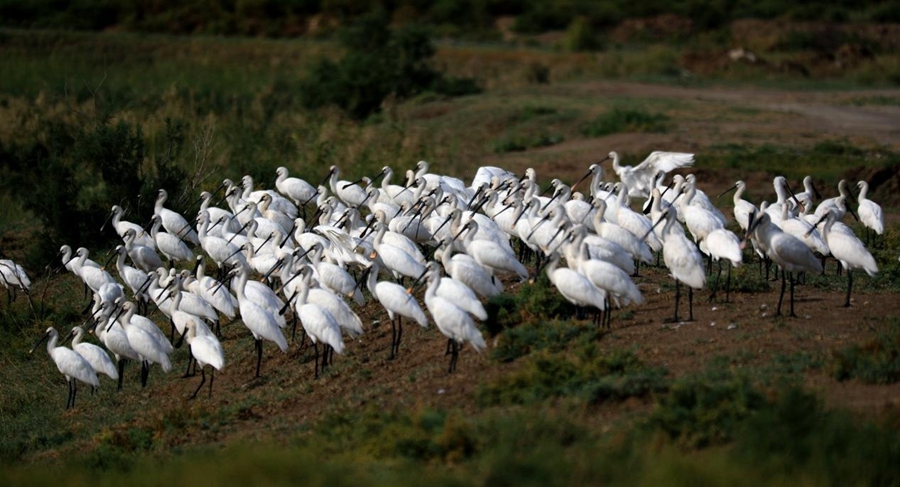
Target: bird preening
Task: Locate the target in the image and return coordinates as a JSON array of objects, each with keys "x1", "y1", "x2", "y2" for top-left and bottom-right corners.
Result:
[{"x1": 19, "y1": 155, "x2": 887, "y2": 410}]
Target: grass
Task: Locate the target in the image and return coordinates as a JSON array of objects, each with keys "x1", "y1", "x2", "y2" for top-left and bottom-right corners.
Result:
[
  {"x1": 579, "y1": 107, "x2": 671, "y2": 138},
  {"x1": 832, "y1": 319, "x2": 900, "y2": 384},
  {"x1": 478, "y1": 345, "x2": 668, "y2": 406}
]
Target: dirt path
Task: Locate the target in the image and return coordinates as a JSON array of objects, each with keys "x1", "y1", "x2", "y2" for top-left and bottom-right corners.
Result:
[{"x1": 574, "y1": 81, "x2": 900, "y2": 149}]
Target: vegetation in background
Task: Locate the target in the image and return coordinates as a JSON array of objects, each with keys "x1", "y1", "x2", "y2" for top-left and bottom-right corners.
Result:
[
  {"x1": 580, "y1": 108, "x2": 670, "y2": 137},
  {"x1": 832, "y1": 320, "x2": 900, "y2": 384},
  {"x1": 478, "y1": 345, "x2": 667, "y2": 406},
  {"x1": 3, "y1": 0, "x2": 899, "y2": 41},
  {"x1": 299, "y1": 11, "x2": 480, "y2": 119}
]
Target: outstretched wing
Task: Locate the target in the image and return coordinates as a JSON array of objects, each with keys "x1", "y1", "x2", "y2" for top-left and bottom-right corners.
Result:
[{"x1": 635, "y1": 152, "x2": 694, "y2": 176}]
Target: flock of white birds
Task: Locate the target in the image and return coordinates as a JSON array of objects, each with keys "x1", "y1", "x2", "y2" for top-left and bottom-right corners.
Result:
[{"x1": 8, "y1": 150, "x2": 887, "y2": 410}]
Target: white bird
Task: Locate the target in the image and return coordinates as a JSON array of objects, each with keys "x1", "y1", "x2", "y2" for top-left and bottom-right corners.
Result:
[
  {"x1": 198, "y1": 191, "x2": 241, "y2": 238},
  {"x1": 30, "y1": 327, "x2": 99, "y2": 410},
  {"x1": 114, "y1": 298, "x2": 173, "y2": 354},
  {"x1": 154, "y1": 189, "x2": 200, "y2": 245},
  {"x1": 102, "y1": 205, "x2": 154, "y2": 248},
  {"x1": 543, "y1": 251, "x2": 607, "y2": 323},
  {"x1": 718, "y1": 180, "x2": 757, "y2": 232},
  {"x1": 459, "y1": 220, "x2": 528, "y2": 280},
  {"x1": 655, "y1": 206, "x2": 705, "y2": 322},
  {"x1": 109, "y1": 245, "x2": 151, "y2": 313},
  {"x1": 435, "y1": 245, "x2": 503, "y2": 298},
  {"x1": 183, "y1": 320, "x2": 225, "y2": 399},
  {"x1": 275, "y1": 166, "x2": 318, "y2": 207},
  {"x1": 814, "y1": 179, "x2": 852, "y2": 219},
  {"x1": 590, "y1": 200, "x2": 653, "y2": 264},
  {"x1": 232, "y1": 266, "x2": 288, "y2": 378},
  {"x1": 421, "y1": 261, "x2": 486, "y2": 373},
  {"x1": 700, "y1": 228, "x2": 743, "y2": 302},
  {"x1": 613, "y1": 184, "x2": 663, "y2": 253},
  {"x1": 572, "y1": 242, "x2": 643, "y2": 319},
  {"x1": 371, "y1": 221, "x2": 425, "y2": 282},
  {"x1": 327, "y1": 165, "x2": 368, "y2": 207},
  {"x1": 122, "y1": 229, "x2": 165, "y2": 272},
  {"x1": 197, "y1": 211, "x2": 248, "y2": 271},
  {"x1": 813, "y1": 210, "x2": 878, "y2": 308},
  {"x1": 149, "y1": 215, "x2": 194, "y2": 264},
  {"x1": 748, "y1": 211, "x2": 822, "y2": 317},
  {"x1": 0, "y1": 258, "x2": 30, "y2": 301},
  {"x1": 364, "y1": 262, "x2": 428, "y2": 359},
  {"x1": 293, "y1": 278, "x2": 344, "y2": 378},
  {"x1": 65, "y1": 326, "x2": 118, "y2": 382},
  {"x1": 607, "y1": 150, "x2": 694, "y2": 199},
  {"x1": 857, "y1": 180, "x2": 884, "y2": 244},
  {"x1": 189, "y1": 256, "x2": 237, "y2": 319},
  {"x1": 68, "y1": 247, "x2": 117, "y2": 293},
  {"x1": 113, "y1": 301, "x2": 173, "y2": 387},
  {"x1": 93, "y1": 302, "x2": 141, "y2": 391}
]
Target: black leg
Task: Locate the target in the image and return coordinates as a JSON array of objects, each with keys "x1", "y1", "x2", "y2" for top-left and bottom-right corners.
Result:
[
  {"x1": 395, "y1": 316, "x2": 403, "y2": 358},
  {"x1": 255, "y1": 339, "x2": 263, "y2": 378},
  {"x1": 72, "y1": 381, "x2": 78, "y2": 409},
  {"x1": 709, "y1": 260, "x2": 723, "y2": 302},
  {"x1": 291, "y1": 314, "x2": 298, "y2": 342},
  {"x1": 314, "y1": 342, "x2": 320, "y2": 379},
  {"x1": 776, "y1": 268, "x2": 786, "y2": 317},
  {"x1": 688, "y1": 287, "x2": 694, "y2": 322},
  {"x1": 789, "y1": 271, "x2": 797, "y2": 317},
  {"x1": 725, "y1": 265, "x2": 732, "y2": 303},
  {"x1": 190, "y1": 368, "x2": 206, "y2": 400},
  {"x1": 389, "y1": 315, "x2": 397, "y2": 360},
  {"x1": 183, "y1": 356, "x2": 195, "y2": 378},
  {"x1": 666, "y1": 280, "x2": 681, "y2": 323},
  {"x1": 209, "y1": 369, "x2": 215, "y2": 398},
  {"x1": 66, "y1": 380, "x2": 72, "y2": 410},
  {"x1": 117, "y1": 359, "x2": 125, "y2": 391},
  {"x1": 445, "y1": 338, "x2": 453, "y2": 355},
  {"x1": 141, "y1": 360, "x2": 149, "y2": 388},
  {"x1": 844, "y1": 269, "x2": 853, "y2": 307}
]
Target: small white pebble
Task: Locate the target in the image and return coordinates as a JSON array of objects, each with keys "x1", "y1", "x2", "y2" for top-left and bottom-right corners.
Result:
[
  {"x1": 761, "y1": 312, "x2": 768, "y2": 318},
  {"x1": 711, "y1": 307, "x2": 718, "y2": 311},
  {"x1": 710, "y1": 322, "x2": 716, "y2": 327},
  {"x1": 437, "y1": 389, "x2": 446, "y2": 395},
  {"x1": 760, "y1": 304, "x2": 768, "y2": 310},
  {"x1": 727, "y1": 323, "x2": 738, "y2": 330}
]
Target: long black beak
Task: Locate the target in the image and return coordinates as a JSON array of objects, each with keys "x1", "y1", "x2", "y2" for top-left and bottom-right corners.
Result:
[
  {"x1": 806, "y1": 214, "x2": 828, "y2": 237},
  {"x1": 102, "y1": 250, "x2": 118, "y2": 270},
  {"x1": 61, "y1": 329, "x2": 76, "y2": 346},
  {"x1": 570, "y1": 169, "x2": 593, "y2": 192},
  {"x1": 642, "y1": 214, "x2": 667, "y2": 242},
  {"x1": 29, "y1": 331, "x2": 50, "y2": 354},
  {"x1": 262, "y1": 258, "x2": 285, "y2": 282},
  {"x1": 227, "y1": 220, "x2": 252, "y2": 244},
  {"x1": 407, "y1": 266, "x2": 430, "y2": 293},
  {"x1": 341, "y1": 177, "x2": 365, "y2": 190},
  {"x1": 847, "y1": 204, "x2": 859, "y2": 222},
  {"x1": 784, "y1": 182, "x2": 805, "y2": 213},
  {"x1": 717, "y1": 183, "x2": 738, "y2": 199},
  {"x1": 101, "y1": 210, "x2": 114, "y2": 232},
  {"x1": 527, "y1": 216, "x2": 549, "y2": 240}
]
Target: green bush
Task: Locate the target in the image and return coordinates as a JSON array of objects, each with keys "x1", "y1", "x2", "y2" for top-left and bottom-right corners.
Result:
[
  {"x1": 580, "y1": 108, "x2": 670, "y2": 137},
  {"x1": 2, "y1": 115, "x2": 191, "y2": 266},
  {"x1": 648, "y1": 368, "x2": 766, "y2": 449},
  {"x1": 478, "y1": 346, "x2": 668, "y2": 406},
  {"x1": 832, "y1": 321, "x2": 900, "y2": 384},
  {"x1": 299, "y1": 11, "x2": 480, "y2": 120}
]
